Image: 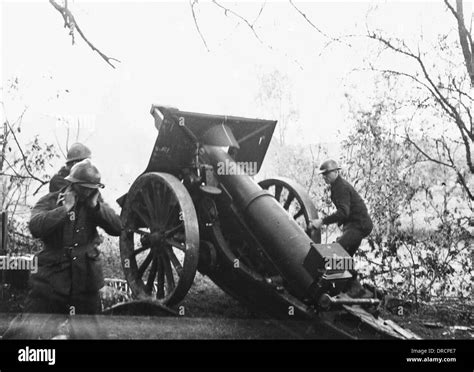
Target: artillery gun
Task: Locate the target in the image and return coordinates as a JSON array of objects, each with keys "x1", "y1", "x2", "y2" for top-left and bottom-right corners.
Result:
[{"x1": 117, "y1": 105, "x2": 419, "y2": 339}]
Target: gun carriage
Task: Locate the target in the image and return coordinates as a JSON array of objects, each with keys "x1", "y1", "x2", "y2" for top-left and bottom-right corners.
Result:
[{"x1": 116, "y1": 105, "x2": 419, "y2": 339}]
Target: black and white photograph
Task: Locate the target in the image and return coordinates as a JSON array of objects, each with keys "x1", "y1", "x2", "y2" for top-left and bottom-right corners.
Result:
[{"x1": 0, "y1": 0, "x2": 472, "y2": 369}]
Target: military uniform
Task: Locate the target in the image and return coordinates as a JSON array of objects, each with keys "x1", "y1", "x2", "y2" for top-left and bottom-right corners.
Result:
[
  {"x1": 322, "y1": 175, "x2": 373, "y2": 256},
  {"x1": 26, "y1": 189, "x2": 122, "y2": 314},
  {"x1": 49, "y1": 166, "x2": 71, "y2": 193}
]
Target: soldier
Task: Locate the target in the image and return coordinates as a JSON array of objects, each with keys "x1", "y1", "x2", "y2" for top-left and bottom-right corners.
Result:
[
  {"x1": 49, "y1": 142, "x2": 92, "y2": 192},
  {"x1": 311, "y1": 159, "x2": 373, "y2": 256},
  {"x1": 310, "y1": 160, "x2": 373, "y2": 297},
  {"x1": 26, "y1": 159, "x2": 121, "y2": 316}
]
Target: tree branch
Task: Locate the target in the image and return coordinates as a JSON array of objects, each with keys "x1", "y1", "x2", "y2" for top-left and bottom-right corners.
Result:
[
  {"x1": 445, "y1": 0, "x2": 474, "y2": 85},
  {"x1": 405, "y1": 130, "x2": 473, "y2": 200},
  {"x1": 33, "y1": 182, "x2": 48, "y2": 196},
  {"x1": 455, "y1": 170, "x2": 474, "y2": 200},
  {"x1": 368, "y1": 33, "x2": 462, "y2": 123},
  {"x1": 405, "y1": 130, "x2": 453, "y2": 168},
  {"x1": 289, "y1": 0, "x2": 331, "y2": 40},
  {"x1": 0, "y1": 173, "x2": 40, "y2": 180},
  {"x1": 4, "y1": 120, "x2": 48, "y2": 186},
  {"x1": 454, "y1": 116, "x2": 474, "y2": 173},
  {"x1": 253, "y1": 1, "x2": 266, "y2": 25},
  {"x1": 450, "y1": 77, "x2": 474, "y2": 101},
  {"x1": 1, "y1": 157, "x2": 24, "y2": 180},
  {"x1": 190, "y1": 0, "x2": 210, "y2": 52},
  {"x1": 368, "y1": 32, "x2": 474, "y2": 171},
  {"x1": 49, "y1": 0, "x2": 121, "y2": 69},
  {"x1": 212, "y1": 0, "x2": 264, "y2": 44}
]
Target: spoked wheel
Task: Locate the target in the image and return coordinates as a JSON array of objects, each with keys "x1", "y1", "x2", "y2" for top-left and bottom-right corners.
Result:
[
  {"x1": 259, "y1": 177, "x2": 321, "y2": 243},
  {"x1": 120, "y1": 172, "x2": 199, "y2": 306}
]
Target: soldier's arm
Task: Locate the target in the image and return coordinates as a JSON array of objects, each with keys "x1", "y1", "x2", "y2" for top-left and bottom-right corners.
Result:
[
  {"x1": 29, "y1": 194, "x2": 68, "y2": 238},
  {"x1": 49, "y1": 166, "x2": 71, "y2": 193},
  {"x1": 49, "y1": 174, "x2": 69, "y2": 193},
  {"x1": 322, "y1": 184, "x2": 351, "y2": 225},
  {"x1": 91, "y1": 201, "x2": 122, "y2": 236}
]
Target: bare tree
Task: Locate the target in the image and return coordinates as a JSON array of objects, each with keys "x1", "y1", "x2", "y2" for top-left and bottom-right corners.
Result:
[
  {"x1": 49, "y1": 0, "x2": 121, "y2": 69},
  {"x1": 365, "y1": 0, "x2": 473, "y2": 200},
  {"x1": 0, "y1": 79, "x2": 58, "y2": 213}
]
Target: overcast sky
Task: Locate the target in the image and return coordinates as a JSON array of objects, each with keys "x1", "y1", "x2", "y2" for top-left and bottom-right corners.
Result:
[{"x1": 0, "y1": 0, "x2": 470, "y2": 203}]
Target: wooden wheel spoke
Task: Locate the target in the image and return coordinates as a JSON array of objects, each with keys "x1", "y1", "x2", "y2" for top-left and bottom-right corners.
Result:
[
  {"x1": 164, "y1": 202, "x2": 180, "y2": 228},
  {"x1": 151, "y1": 181, "x2": 165, "y2": 220},
  {"x1": 274, "y1": 185, "x2": 283, "y2": 202},
  {"x1": 164, "y1": 223, "x2": 184, "y2": 238},
  {"x1": 132, "y1": 205, "x2": 151, "y2": 227},
  {"x1": 149, "y1": 181, "x2": 177, "y2": 230},
  {"x1": 293, "y1": 208, "x2": 304, "y2": 220},
  {"x1": 137, "y1": 251, "x2": 153, "y2": 278},
  {"x1": 133, "y1": 245, "x2": 150, "y2": 256},
  {"x1": 162, "y1": 254, "x2": 175, "y2": 290},
  {"x1": 156, "y1": 257, "x2": 165, "y2": 299},
  {"x1": 283, "y1": 192, "x2": 295, "y2": 210},
  {"x1": 165, "y1": 238, "x2": 186, "y2": 251},
  {"x1": 153, "y1": 181, "x2": 173, "y2": 224},
  {"x1": 167, "y1": 247, "x2": 183, "y2": 276},
  {"x1": 146, "y1": 256, "x2": 158, "y2": 293},
  {"x1": 141, "y1": 189, "x2": 157, "y2": 223}
]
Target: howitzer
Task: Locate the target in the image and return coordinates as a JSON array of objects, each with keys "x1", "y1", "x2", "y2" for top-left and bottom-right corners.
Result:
[{"x1": 117, "y1": 105, "x2": 420, "y2": 339}]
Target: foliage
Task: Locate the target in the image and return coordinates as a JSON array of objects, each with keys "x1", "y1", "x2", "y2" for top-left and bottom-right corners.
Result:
[
  {"x1": 100, "y1": 235, "x2": 124, "y2": 279},
  {"x1": 340, "y1": 96, "x2": 472, "y2": 302},
  {"x1": 1, "y1": 77, "x2": 59, "y2": 253}
]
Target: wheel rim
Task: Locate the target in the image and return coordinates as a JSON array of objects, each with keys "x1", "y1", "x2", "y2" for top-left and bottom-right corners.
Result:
[
  {"x1": 120, "y1": 172, "x2": 199, "y2": 306},
  {"x1": 259, "y1": 177, "x2": 321, "y2": 243}
]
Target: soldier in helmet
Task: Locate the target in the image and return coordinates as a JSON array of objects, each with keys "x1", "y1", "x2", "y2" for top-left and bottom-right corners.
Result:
[
  {"x1": 49, "y1": 142, "x2": 92, "y2": 192},
  {"x1": 310, "y1": 160, "x2": 373, "y2": 297},
  {"x1": 310, "y1": 159, "x2": 373, "y2": 256},
  {"x1": 25, "y1": 159, "x2": 122, "y2": 317}
]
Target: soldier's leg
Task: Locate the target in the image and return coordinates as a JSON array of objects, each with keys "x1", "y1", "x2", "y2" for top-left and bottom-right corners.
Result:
[
  {"x1": 336, "y1": 229, "x2": 364, "y2": 257},
  {"x1": 69, "y1": 292, "x2": 106, "y2": 339},
  {"x1": 336, "y1": 229, "x2": 365, "y2": 297}
]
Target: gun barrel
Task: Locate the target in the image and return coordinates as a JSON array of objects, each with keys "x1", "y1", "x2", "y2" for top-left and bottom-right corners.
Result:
[{"x1": 204, "y1": 145, "x2": 317, "y2": 299}]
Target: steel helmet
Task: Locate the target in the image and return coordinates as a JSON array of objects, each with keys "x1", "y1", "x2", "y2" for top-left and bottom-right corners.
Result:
[
  {"x1": 66, "y1": 143, "x2": 92, "y2": 164},
  {"x1": 318, "y1": 159, "x2": 341, "y2": 175},
  {"x1": 65, "y1": 159, "x2": 104, "y2": 188}
]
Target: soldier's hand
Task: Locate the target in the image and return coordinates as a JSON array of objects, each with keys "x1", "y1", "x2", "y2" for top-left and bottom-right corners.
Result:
[
  {"x1": 310, "y1": 218, "x2": 323, "y2": 229},
  {"x1": 60, "y1": 189, "x2": 76, "y2": 211},
  {"x1": 87, "y1": 190, "x2": 100, "y2": 209}
]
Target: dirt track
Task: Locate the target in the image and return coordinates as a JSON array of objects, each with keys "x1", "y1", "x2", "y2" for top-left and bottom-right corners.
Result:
[
  {"x1": 0, "y1": 273, "x2": 318, "y2": 339},
  {"x1": 177, "y1": 273, "x2": 262, "y2": 318},
  {"x1": 1, "y1": 272, "x2": 472, "y2": 339}
]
